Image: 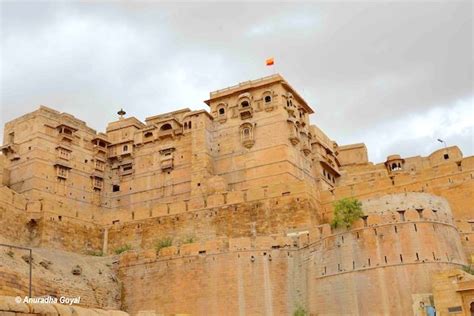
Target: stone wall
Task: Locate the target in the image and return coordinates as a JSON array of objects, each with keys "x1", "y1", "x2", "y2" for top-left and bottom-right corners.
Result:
[
  {"x1": 0, "y1": 186, "x2": 103, "y2": 253},
  {"x1": 105, "y1": 182, "x2": 319, "y2": 254},
  {"x1": 119, "y1": 248, "x2": 302, "y2": 315},
  {"x1": 118, "y1": 193, "x2": 466, "y2": 315}
]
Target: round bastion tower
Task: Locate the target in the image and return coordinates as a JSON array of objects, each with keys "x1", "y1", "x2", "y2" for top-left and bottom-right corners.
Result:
[{"x1": 306, "y1": 192, "x2": 467, "y2": 315}]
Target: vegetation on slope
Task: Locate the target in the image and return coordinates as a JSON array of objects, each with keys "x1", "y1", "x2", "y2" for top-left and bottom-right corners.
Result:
[
  {"x1": 114, "y1": 244, "x2": 132, "y2": 255},
  {"x1": 331, "y1": 197, "x2": 364, "y2": 229},
  {"x1": 155, "y1": 237, "x2": 173, "y2": 253}
]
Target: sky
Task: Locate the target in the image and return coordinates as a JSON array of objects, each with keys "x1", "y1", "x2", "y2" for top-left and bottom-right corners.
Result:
[{"x1": 0, "y1": 1, "x2": 472, "y2": 163}]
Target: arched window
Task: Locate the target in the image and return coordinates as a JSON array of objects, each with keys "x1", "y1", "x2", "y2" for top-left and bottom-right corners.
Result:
[
  {"x1": 264, "y1": 96, "x2": 272, "y2": 103},
  {"x1": 391, "y1": 163, "x2": 397, "y2": 170},
  {"x1": 219, "y1": 108, "x2": 225, "y2": 115},
  {"x1": 189, "y1": 121, "x2": 192, "y2": 129},
  {"x1": 184, "y1": 122, "x2": 188, "y2": 129},
  {"x1": 123, "y1": 145, "x2": 128, "y2": 152},
  {"x1": 160, "y1": 123, "x2": 172, "y2": 131},
  {"x1": 241, "y1": 100, "x2": 249, "y2": 108},
  {"x1": 240, "y1": 123, "x2": 255, "y2": 148}
]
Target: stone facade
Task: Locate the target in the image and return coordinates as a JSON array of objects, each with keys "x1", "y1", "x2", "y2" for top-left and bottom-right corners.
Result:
[{"x1": 0, "y1": 74, "x2": 473, "y2": 315}]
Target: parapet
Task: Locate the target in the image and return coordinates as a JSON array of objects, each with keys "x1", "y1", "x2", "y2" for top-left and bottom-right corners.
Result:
[
  {"x1": 106, "y1": 116, "x2": 145, "y2": 133},
  {"x1": 361, "y1": 192, "x2": 452, "y2": 217},
  {"x1": 336, "y1": 143, "x2": 369, "y2": 166},
  {"x1": 100, "y1": 180, "x2": 316, "y2": 225}
]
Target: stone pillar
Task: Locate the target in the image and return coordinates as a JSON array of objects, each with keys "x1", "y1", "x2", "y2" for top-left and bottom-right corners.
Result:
[{"x1": 102, "y1": 227, "x2": 109, "y2": 255}]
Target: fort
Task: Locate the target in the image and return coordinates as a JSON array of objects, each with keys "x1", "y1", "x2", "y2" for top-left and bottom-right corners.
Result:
[{"x1": 0, "y1": 74, "x2": 473, "y2": 315}]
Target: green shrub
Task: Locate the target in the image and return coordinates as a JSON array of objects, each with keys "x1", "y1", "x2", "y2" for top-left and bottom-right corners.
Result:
[
  {"x1": 293, "y1": 305, "x2": 307, "y2": 316},
  {"x1": 155, "y1": 237, "x2": 173, "y2": 253},
  {"x1": 182, "y1": 236, "x2": 195, "y2": 244},
  {"x1": 462, "y1": 264, "x2": 474, "y2": 275},
  {"x1": 331, "y1": 197, "x2": 364, "y2": 229},
  {"x1": 85, "y1": 250, "x2": 103, "y2": 256},
  {"x1": 114, "y1": 244, "x2": 132, "y2": 255}
]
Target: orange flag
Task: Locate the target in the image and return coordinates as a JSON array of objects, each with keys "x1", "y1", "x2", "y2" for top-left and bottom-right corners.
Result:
[{"x1": 266, "y1": 57, "x2": 274, "y2": 66}]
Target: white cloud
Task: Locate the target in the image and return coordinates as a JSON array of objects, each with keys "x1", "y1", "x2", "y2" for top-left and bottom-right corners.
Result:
[
  {"x1": 351, "y1": 97, "x2": 474, "y2": 162},
  {"x1": 0, "y1": 1, "x2": 472, "y2": 162},
  {"x1": 247, "y1": 13, "x2": 318, "y2": 37}
]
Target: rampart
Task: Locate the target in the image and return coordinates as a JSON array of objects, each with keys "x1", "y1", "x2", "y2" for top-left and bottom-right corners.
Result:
[
  {"x1": 0, "y1": 181, "x2": 319, "y2": 255},
  {"x1": 117, "y1": 193, "x2": 466, "y2": 315}
]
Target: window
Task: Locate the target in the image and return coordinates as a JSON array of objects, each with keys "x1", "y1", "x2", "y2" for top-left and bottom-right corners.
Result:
[
  {"x1": 391, "y1": 162, "x2": 402, "y2": 171},
  {"x1": 144, "y1": 131, "x2": 153, "y2": 138},
  {"x1": 397, "y1": 210, "x2": 406, "y2": 221},
  {"x1": 58, "y1": 167, "x2": 67, "y2": 177},
  {"x1": 123, "y1": 145, "x2": 128, "y2": 152},
  {"x1": 184, "y1": 122, "x2": 188, "y2": 129},
  {"x1": 444, "y1": 153, "x2": 449, "y2": 160},
  {"x1": 113, "y1": 184, "x2": 120, "y2": 192},
  {"x1": 241, "y1": 101, "x2": 249, "y2": 108},
  {"x1": 361, "y1": 216, "x2": 368, "y2": 227},
  {"x1": 56, "y1": 166, "x2": 69, "y2": 179},
  {"x1": 240, "y1": 123, "x2": 255, "y2": 148},
  {"x1": 95, "y1": 160, "x2": 105, "y2": 171},
  {"x1": 161, "y1": 123, "x2": 172, "y2": 131},
  {"x1": 58, "y1": 148, "x2": 70, "y2": 160},
  {"x1": 447, "y1": 306, "x2": 462, "y2": 313},
  {"x1": 93, "y1": 177, "x2": 103, "y2": 189},
  {"x1": 218, "y1": 108, "x2": 225, "y2": 115},
  {"x1": 264, "y1": 96, "x2": 271, "y2": 103}
]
